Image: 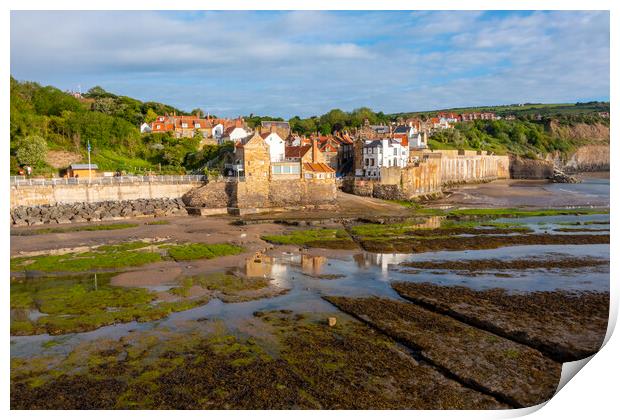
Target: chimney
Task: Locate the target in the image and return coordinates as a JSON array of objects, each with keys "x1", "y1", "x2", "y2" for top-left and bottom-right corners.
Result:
[{"x1": 312, "y1": 138, "x2": 319, "y2": 163}]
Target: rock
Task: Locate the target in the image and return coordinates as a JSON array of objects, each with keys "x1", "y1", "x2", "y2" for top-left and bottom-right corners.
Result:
[
  {"x1": 11, "y1": 197, "x2": 189, "y2": 225},
  {"x1": 328, "y1": 317, "x2": 337, "y2": 327},
  {"x1": 550, "y1": 167, "x2": 581, "y2": 183}
]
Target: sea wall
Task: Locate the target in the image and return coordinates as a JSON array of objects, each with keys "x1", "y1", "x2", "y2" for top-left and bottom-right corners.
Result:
[
  {"x1": 11, "y1": 181, "x2": 203, "y2": 209},
  {"x1": 11, "y1": 198, "x2": 187, "y2": 226},
  {"x1": 440, "y1": 150, "x2": 510, "y2": 185},
  {"x1": 343, "y1": 151, "x2": 508, "y2": 199}
]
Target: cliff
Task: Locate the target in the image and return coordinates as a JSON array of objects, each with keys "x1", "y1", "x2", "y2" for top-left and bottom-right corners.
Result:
[
  {"x1": 547, "y1": 145, "x2": 610, "y2": 173},
  {"x1": 547, "y1": 121, "x2": 609, "y2": 143}
]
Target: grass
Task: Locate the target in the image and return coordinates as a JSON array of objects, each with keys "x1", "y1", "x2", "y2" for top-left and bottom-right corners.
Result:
[
  {"x1": 92, "y1": 149, "x2": 155, "y2": 172},
  {"x1": 169, "y1": 273, "x2": 269, "y2": 297},
  {"x1": 164, "y1": 243, "x2": 244, "y2": 261},
  {"x1": 261, "y1": 228, "x2": 357, "y2": 249},
  {"x1": 11, "y1": 222, "x2": 139, "y2": 236}
]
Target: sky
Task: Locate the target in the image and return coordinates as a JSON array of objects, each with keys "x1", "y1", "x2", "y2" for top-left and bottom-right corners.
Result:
[{"x1": 10, "y1": 10, "x2": 610, "y2": 118}]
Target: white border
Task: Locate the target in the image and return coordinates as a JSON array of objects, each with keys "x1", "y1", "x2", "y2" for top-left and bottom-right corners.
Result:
[{"x1": 3, "y1": 1, "x2": 616, "y2": 419}]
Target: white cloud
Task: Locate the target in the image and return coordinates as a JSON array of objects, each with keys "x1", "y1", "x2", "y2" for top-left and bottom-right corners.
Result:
[{"x1": 10, "y1": 10, "x2": 609, "y2": 117}]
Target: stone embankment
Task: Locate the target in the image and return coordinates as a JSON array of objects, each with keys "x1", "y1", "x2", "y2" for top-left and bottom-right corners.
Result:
[{"x1": 11, "y1": 198, "x2": 187, "y2": 226}]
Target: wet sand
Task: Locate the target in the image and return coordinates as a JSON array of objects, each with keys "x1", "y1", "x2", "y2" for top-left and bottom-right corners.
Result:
[{"x1": 432, "y1": 176, "x2": 609, "y2": 209}]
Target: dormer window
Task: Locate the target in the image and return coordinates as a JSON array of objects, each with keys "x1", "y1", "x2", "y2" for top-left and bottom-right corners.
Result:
[
  {"x1": 182, "y1": 123, "x2": 188, "y2": 128},
  {"x1": 195, "y1": 123, "x2": 201, "y2": 128}
]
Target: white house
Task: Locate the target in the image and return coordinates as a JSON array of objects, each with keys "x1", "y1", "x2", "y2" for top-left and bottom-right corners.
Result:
[
  {"x1": 361, "y1": 138, "x2": 410, "y2": 178},
  {"x1": 409, "y1": 132, "x2": 427, "y2": 149},
  {"x1": 211, "y1": 123, "x2": 224, "y2": 139},
  {"x1": 222, "y1": 126, "x2": 250, "y2": 144},
  {"x1": 140, "y1": 122, "x2": 152, "y2": 134},
  {"x1": 260, "y1": 132, "x2": 286, "y2": 162}
]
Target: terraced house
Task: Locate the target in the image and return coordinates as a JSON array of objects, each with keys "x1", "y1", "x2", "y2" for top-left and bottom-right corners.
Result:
[{"x1": 151, "y1": 114, "x2": 211, "y2": 138}]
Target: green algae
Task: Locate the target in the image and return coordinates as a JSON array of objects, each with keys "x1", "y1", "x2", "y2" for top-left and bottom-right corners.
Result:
[
  {"x1": 163, "y1": 243, "x2": 244, "y2": 261},
  {"x1": 11, "y1": 222, "x2": 140, "y2": 236},
  {"x1": 11, "y1": 314, "x2": 504, "y2": 409},
  {"x1": 11, "y1": 249, "x2": 161, "y2": 273},
  {"x1": 447, "y1": 207, "x2": 608, "y2": 218},
  {"x1": 261, "y1": 228, "x2": 357, "y2": 249},
  {"x1": 169, "y1": 272, "x2": 269, "y2": 297},
  {"x1": 10, "y1": 273, "x2": 210, "y2": 336}
]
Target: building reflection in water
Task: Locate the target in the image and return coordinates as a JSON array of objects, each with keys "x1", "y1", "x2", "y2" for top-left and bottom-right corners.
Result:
[
  {"x1": 243, "y1": 252, "x2": 291, "y2": 289},
  {"x1": 300, "y1": 254, "x2": 327, "y2": 276},
  {"x1": 353, "y1": 252, "x2": 413, "y2": 281}
]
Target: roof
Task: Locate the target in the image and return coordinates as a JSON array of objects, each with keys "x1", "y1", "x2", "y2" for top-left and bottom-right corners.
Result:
[
  {"x1": 320, "y1": 143, "x2": 338, "y2": 153},
  {"x1": 285, "y1": 145, "x2": 311, "y2": 158},
  {"x1": 363, "y1": 140, "x2": 383, "y2": 148},
  {"x1": 69, "y1": 163, "x2": 99, "y2": 170},
  {"x1": 303, "y1": 162, "x2": 335, "y2": 173},
  {"x1": 224, "y1": 126, "x2": 247, "y2": 136},
  {"x1": 393, "y1": 125, "x2": 410, "y2": 134},
  {"x1": 260, "y1": 132, "x2": 283, "y2": 141},
  {"x1": 261, "y1": 121, "x2": 290, "y2": 129}
]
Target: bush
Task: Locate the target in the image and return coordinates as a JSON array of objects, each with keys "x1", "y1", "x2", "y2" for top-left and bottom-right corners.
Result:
[{"x1": 15, "y1": 135, "x2": 48, "y2": 167}]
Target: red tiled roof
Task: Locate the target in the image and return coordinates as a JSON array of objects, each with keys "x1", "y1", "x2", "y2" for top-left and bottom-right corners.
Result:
[
  {"x1": 285, "y1": 145, "x2": 311, "y2": 158},
  {"x1": 303, "y1": 162, "x2": 335, "y2": 173},
  {"x1": 320, "y1": 143, "x2": 338, "y2": 153}
]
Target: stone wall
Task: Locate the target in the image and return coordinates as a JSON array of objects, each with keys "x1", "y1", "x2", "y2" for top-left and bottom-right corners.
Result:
[
  {"x1": 181, "y1": 180, "x2": 234, "y2": 209},
  {"x1": 509, "y1": 156, "x2": 555, "y2": 179},
  {"x1": 440, "y1": 151, "x2": 510, "y2": 185},
  {"x1": 343, "y1": 150, "x2": 509, "y2": 200},
  {"x1": 11, "y1": 181, "x2": 203, "y2": 209},
  {"x1": 182, "y1": 177, "x2": 337, "y2": 212},
  {"x1": 11, "y1": 198, "x2": 187, "y2": 226}
]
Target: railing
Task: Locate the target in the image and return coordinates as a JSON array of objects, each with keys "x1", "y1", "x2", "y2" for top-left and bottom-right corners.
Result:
[{"x1": 10, "y1": 175, "x2": 208, "y2": 186}]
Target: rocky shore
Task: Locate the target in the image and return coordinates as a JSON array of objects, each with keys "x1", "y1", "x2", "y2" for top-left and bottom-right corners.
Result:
[{"x1": 10, "y1": 198, "x2": 188, "y2": 226}]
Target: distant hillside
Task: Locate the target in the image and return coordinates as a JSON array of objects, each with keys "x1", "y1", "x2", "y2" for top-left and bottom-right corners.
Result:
[
  {"x1": 390, "y1": 101, "x2": 610, "y2": 119},
  {"x1": 9, "y1": 77, "x2": 610, "y2": 176},
  {"x1": 10, "y1": 77, "x2": 224, "y2": 176}
]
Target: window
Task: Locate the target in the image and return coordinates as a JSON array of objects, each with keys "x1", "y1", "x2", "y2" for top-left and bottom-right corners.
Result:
[
  {"x1": 291, "y1": 165, "x2": 300, "y2": 174},
  {"x1": 182, "y1": 123, "x2": 188, "y2": 128},
  {"x1": 283, "y1": 165, "x2": 291, "y2": 174},
  {"x1": 156, "y1": 125, "x2": 161, "y2": 129},
  {"x1": 273, "y1": 165, "x2": 282, "y2": 174},
  {"x1": 195, "y1": 123, "x2": 201, "y2": 128}
]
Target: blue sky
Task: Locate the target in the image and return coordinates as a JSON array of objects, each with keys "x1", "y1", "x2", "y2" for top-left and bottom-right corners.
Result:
[{"x1": 10, "y1": 10, "x2": 610, "y2": 118}]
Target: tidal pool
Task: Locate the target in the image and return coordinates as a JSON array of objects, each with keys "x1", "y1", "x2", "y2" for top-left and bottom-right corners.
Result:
[{"x1": 11, "y1": 239, "x2": 609, "y2": 358}]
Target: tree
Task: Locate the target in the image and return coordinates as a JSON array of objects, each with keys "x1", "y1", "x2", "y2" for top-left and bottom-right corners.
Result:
[
  {"x1": 145, "y1": 109, "x2": 158, "y2": 123},
  {"x1": 191, "y1": 108, "x2": 205, "y2": 118},
  {"x1": 85, "y1": 86, "x2": 115, "y2": 99},
  {"x1": 15, "y1": 135, "x2": 48, "y2": 167}
]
